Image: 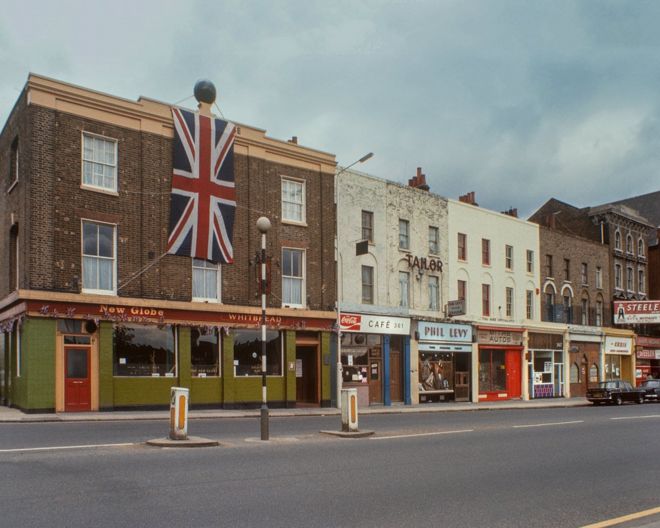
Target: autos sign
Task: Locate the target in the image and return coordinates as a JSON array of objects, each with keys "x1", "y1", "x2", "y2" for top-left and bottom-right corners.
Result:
[{"x1": 613, "y1": 301, "x2": 660, "y2": 325}]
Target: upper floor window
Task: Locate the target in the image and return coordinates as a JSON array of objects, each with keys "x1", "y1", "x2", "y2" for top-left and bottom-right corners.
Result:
[
  {"x1": 82, "y1": 220, "x2": 116, "y2": 294},
  {"x1": 581, "y1": 263, "x2": 588, "y2": 285},
  {"x1": 638, "y1": 238, "x2": 645, "y2": 257},
  {"x1": 192, "y1": 258, "x2": 220, "y2": 302},
  {"x1": 429, "y1": 275, "x2": 439, "y2": 311},
  {"x1": 482, "y1": 239, "x2": 490, "y2": 266},
  {"x1": 429, "y1": 226, "x2": 439, "y2": 255},
  {"x1": 639, "y1": 269, "x2": 645, "y2": 293},
  {"x1": 9, "y1": 225, "x2": 18, "y2": 291},
  {"x1": 8, "y1": 137, "x2": 18, "y2": 191},
  {"x1": 482, "y1": 284, "x2": 491, "y2": 317},
  {"x1": 626, "y1": 266, "x2": 634, "y2": 291},
  {"x1": 281, "y1": 178, "x2": 305, "y2": 223},
  {"x1": 399, "y1": 219, "x2": 410, "y2": 250},
  {"x1": 545, "y1": 254, "x2": 553, "y2": 277},
  {"x1": 457, "y1": 280, "x2": 467, "y2": 302},
  {"x1": 458, "y1": 233, "x2": 467, "y2": 261},
  {"x1": 596, "y1": 267, "x2": 603, "y2": 289},
  {"x1": 614, "y1": 264, "x2": 622, "y2": 290},
  {"x1": 282, "y1": 248, "x2": 305, "y2": 307},
  {"x1": 505, "y1": 287, "x2": 514, "y2": 318},
  {"x1": 581, "y1": 297, "x2": 589, "y2": 325},
  {"x1": 399, "y1": 271, "x2": 410, "y2": 308},
  {"x1": 563, "y1": 258, "x2": 570, "y2": 281},
  {"x1": 362, "y1": 265, "x2": 374, "y2": 304},
  {"x1": 361, "y1": 210, "x2": 374, "y2": 242},
  {"x1": 505, "y1": 245, "x2": 513, "y2": 270},
  {"x1": 614, "y1": 230, "x2": 621, "y2": 251},
  {"x1": 595, "y1": 299, "x2": 603, "y2": 326},
  {"x1": 526, "y1": 250, "x2": 534, "y2": 274},
  {"x1": 82, "y1": 133, "x2": 117, "y2": 192},
  {"x1": 526, "y1": 290, "x2": 534, "y2": 320},
  {"x1": 626, "y1": 234, "x2": 633, "y2": 255}
]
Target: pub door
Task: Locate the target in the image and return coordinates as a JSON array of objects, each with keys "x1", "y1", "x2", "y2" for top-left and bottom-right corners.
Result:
[
  {"x1": 64, "y1": 346, "x2": 91, "y2": 412},
  {"x1": 295, "y1": 345, "x2": 319, "y2": 405}
]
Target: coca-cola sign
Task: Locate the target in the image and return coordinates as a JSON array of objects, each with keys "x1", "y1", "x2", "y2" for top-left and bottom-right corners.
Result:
[{"x1": 340, "y1": 314, "x2": 362, "y2": 331}]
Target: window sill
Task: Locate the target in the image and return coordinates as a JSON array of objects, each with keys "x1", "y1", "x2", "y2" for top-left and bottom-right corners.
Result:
[
  {"x1": 82, "y1": 288, "x2": 117, "y2": 296},
  {"x1": 81, "y1": 184, "x2": 119, "y2": 196},
  {"x1": 192, "y1": 298, "x2": 221, "y2": 304},
  {"x1": 282, "y1": 304, "x2": 305, "y2": 309},
  {"x1": 281, "y1": 219, "x2": 307, "y2": 227}
]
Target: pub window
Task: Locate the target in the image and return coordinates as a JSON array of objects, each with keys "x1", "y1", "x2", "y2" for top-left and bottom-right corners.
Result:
[
  {"x1": 282, "y1": 248, "x2": 305, "y2": 307},
  {"x1": 281, "y1": 178, "x2": 305, "y2": 223},
  {"x1": 232, "y1": 329, "x2": 282, "y2": 376},
  {"x1": 113, "y1": 324, "x2": 176, "y2": 377},
  {"x1": 82, "y1": 133, "x2": 117, "y2": 192},
  {"x1": 362, "y1": 210, "x2": 374, "y2": 242},
  {"x1": 191, "y1": 327, "x2": 220, "y2": 377},
  {"x1": 192, "y1": 258, "x2": 220, "y2": 302},
  {"x1": 82, "y1": 220, "x2": 116, "y2": 294}
]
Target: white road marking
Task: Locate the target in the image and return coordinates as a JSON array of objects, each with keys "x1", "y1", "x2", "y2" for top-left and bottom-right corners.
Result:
[
  {"x1": 0, "y1": 442, "x2": 135, "y2": 453},
  {"x1": 610, "y1": 415, "x2": 660, "y2": 421},
  {"x1": 371, "y1": 429, "x2": 474, "y2": 440},
  {"x1": 513, "y1": 420, "x2": 584, "y2": 429}
]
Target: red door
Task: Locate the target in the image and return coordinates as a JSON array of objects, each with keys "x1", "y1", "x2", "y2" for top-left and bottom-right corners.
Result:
[
  {"x1": 65, "y1": 347, "x2": 91, "y2": 412},
  {"x1": 506, "y1": 350, "x2": 521, "y2": 399}
]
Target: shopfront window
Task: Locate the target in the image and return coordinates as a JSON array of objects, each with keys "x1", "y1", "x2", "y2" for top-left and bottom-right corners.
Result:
[
  {"x1": 113, "y1": 324, "x2": 176, "y2": 377},
  {"x1": 341, "y1": 333, "x2": 380, "y2": 383},
  {"x1": 191, "y1": 327, "x2": 220, "y2": 377},
  {"x1": 232, "y1": 329, "x2": 282, "y2": 376},
  {"x1": 479, "y1": 349, "x2": 506, "y2": 392},
  {"x1": 419, "y1": 352, "x2": 453, "y2": 392}
]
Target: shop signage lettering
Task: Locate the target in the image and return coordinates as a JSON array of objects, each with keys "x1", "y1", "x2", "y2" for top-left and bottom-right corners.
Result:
[
  {"x1": 637, "y1": 349, "x2": 660, "y2": 360},
  {"x1": 340, "y1": 313, "x2": 410, "y2": 335},
  {"x1": 227, "y1": 313, "x2": 283, "y2": 325},
  {"x1": 418, "y1": 322, "x2": 472, "y2": 343},
  {"x1": 604, "y1": 336, "x2": 632, "y2": 355},
  {"x1": 614, "y1": 300, "x2": 660, "y2": 325},
  {"x1": 405, "y1": 254, "x2": 443, "y2": 273},
  {"x1": 100, "y1": 305, "x2": 165, "y2": 318},
  {"x1": 637, "y1": 336, "x2": 660, "y2": 348},
  {"x1": 478, "y1": 329, "x2": 523, "y2": 346}
]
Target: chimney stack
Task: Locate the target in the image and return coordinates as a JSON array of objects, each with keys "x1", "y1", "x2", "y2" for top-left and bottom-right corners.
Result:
[
  {"x1": 501, "y1": 207, "x2": 518, "y2": 218},
  {"x1": 408, "y1": 167, "x2": 430, "y2": 191},
  {"x1": 459, "y1": 191, "x2": 478, "y2": 206},
  {"x1": 545, "y1": 214, "x2": 556, "y2": 229},
  {"x1": 289, "y1": 136, "x2": 298, "y2": 144}
]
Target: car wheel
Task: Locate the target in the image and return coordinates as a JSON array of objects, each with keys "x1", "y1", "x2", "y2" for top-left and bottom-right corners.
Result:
[
  {"x1": 637, "y1": 394, "x2": 645, "y2": 404},
  {"x1": 614, "y1": 395, "x2": 623, "y2": 406}
]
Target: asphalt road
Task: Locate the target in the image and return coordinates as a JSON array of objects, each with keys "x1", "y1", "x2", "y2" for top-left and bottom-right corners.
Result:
[{"x1": 0, "y1": 405, "x2": 658, "y2": 528}]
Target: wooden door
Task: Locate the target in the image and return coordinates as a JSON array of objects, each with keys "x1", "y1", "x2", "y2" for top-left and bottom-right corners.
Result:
[
  {"x1": 390, "y1": 350, "x2": 402, "y2": 402},
  {"x1": 64, "y1": 347, "x2": 91, "y2": 412},
  {"x1": 505, "y1": 350, "x2": 521, "y2": 398},
  {"x1": 368, "y1": 359, "x2": 382, "y2": 404},
  {"x1": 295, "y1": 346, "x2": 318, "y2": 404}
]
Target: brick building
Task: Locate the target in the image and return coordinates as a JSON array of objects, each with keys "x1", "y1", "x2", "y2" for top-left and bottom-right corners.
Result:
[{"x1": 0, "y1": 74, "x2": 337, "y2": 412}]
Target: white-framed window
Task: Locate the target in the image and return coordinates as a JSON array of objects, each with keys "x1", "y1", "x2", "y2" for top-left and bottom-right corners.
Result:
[
  {"x1": 505, "y1": 245, "x2": 513, "y2": 270},
  {"x1": 192, "y1": 258, "x2": 220, "y2": 302},
  {"x1": 82, "y1": 220, "x2": 116, "y2": 294},
  {"x1": 281, "y1": 178, "x2": 305, "y2": 223},
  {"x1": 429, "y1": 275, "x2": 439, "y2": 311},
  {"x1": 614, "y1": 264, "x2": 622, "y2": 290},
  {"x1": 638, "y1": 238, "x2": 645, "y2": 257},
  {"x1": 8, "y1": 137, "x2": 18, "y2": 192},
  {"x1": 399, "y1": 271, "x2": 410, "y2": 308},
  {"x1": 362, "y1": 265, "x2": 374, "y2": 304},
  {"x1": 614, "y1": 230, "x2": 621, "y2": 251},
  {"x1": 505, "y1": 287, "x2": 514, "y2": 317},
  {"x1": 429, "y1": 226, "x2": 439, "y2": 255},
  {"x1": 399, "y1": 219, "x2": 410, "y2": 250},
  {"x1": 82, "y1": 133, "x2": 117, "y2": 192},
  {"x1": 282, "y1": 248, "x2": 305, "y2": 307},
  {"x1": 526, "y1": 250, "x2": 534, "y2": 273},
  {"x1": 362, "y1": 211, "x2": 374, "y2": 242},
  {"x1": 639, "y1": 269, "x2": 645, "y2": 293},
  {"x1": 627, "y1": 266, "x2": 634, "y2": 291},
  {"x1": 526, "y1": 290, "x2": 534, "y2": 320},
  {"x1": 595, "y1": 266, "x2": 602, "y2": 289}
]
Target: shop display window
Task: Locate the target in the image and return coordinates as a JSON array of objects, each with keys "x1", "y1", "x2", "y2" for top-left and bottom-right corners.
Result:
[
  {"x1": 113, "y1": 324, "x2": 176, "y2": 377},
  {"x1": 341, "y1": 333, "x2": 380, "y2": 383},
  {"x1": 419, "y1": 352, "x2": 454, "y2": 392},
  {"x1": 479, "y1": 349, "x2": 506, "y2": 392},
  {"x1": 191, "y1": 327, "x2": 220, "y2": 377},
  {"x1": 232, "y1": 329, "x2": 282, "y2": 376}
]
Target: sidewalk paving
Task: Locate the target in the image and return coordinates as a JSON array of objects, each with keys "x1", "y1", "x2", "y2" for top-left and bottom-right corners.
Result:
[{"x1": 0, "y1": 398, "x2": 590, "y2": 423}]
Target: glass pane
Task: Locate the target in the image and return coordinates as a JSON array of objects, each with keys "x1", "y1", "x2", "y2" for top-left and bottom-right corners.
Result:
[
  {"x1": 191, "y1": 328, "x2": 220, "y2": 376},
  {"x1": 113, "y1": 324, "x2": 175, "y2": 376},
  {"x1": 282, "y1": 250, "x2": 292, "y2": 276},
  {"x1": 83, "y1": 135, "x2": 93, "y2": 159},
  {"x1": 66, "y1": 349, "x2": 88, "y2": 378},
  {"x1": 232, "y1": 329, "x2": 281, "y2": 376},
  {"x1": 291, "y1": 251, "x2": 301, "y2": 277},
  {"x1": 98, "y1": 225, "x2": 114, "y2": 257},
  {"x1": 83, "y1": 256, "x2": 98, "y2": 289},
  {"x1": 192, "y1": 268, "x2": 204, "y2": 298},
  {"x1": 83, "y1": 223, "x2": 98, "y2": 256},
  {"x1": 98, "y1": 259, "x2": 113, "y2": 291},
  {"x1": 205, "y1": 269, "x2": 217, "y2": 299}
]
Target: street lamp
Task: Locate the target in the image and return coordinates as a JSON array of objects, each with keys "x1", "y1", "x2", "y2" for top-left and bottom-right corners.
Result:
[
  {"x1": 335, "y1": 152, "x2": 374, "y2": 409},
  {"x1": 257, "y1": 216, "x2": 271, "y2": 440}
]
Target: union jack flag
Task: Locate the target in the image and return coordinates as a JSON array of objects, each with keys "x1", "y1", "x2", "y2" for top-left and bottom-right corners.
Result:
[{"x1": 167, "y1": 107, "x2": 236, "y2": 263}]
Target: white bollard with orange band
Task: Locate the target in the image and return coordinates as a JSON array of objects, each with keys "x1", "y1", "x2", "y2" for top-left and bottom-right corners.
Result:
[
  {"x1": 340, "y1": 388, "x2": 358, "y2": 432},
  {"x1": 169, "y1": 387, "x2": 189, "y2": 440}
]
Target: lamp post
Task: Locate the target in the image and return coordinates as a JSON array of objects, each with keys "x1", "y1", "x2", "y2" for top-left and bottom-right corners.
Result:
[
  {"x1": 335, "y1": 152, "x2": 374, "y2": 409},
  {"x1": 256, "y1": 216, "x2": 271, "y2": 440}
]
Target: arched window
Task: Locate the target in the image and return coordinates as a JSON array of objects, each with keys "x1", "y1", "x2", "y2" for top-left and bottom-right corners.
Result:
[
  {"x1": 638, "y1": 238, "x2": 645, "y2": 257},
  {"x1": 580, "y1": 292, "x2": 590, "y2": 325},
  {"x1": 589, "y1": 363, "x2": 599, "y2": 383},
  {"x1": 544, "y1": 284, "x2": 555, "y2": 321},
  {"x1": 570, "y1": 363, "x2": 580, "y2": 383},
  {"x1": 626, "y1": 234, "x2": 633, "y2": 254},
  {"x1": 615, "y1": 230, "x2": 621, "y2": 250}
]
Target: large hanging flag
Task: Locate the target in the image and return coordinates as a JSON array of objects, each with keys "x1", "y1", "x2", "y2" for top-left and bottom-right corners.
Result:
[{"x1": 167, "y1": 107, "x2": 236, "y2": 263}]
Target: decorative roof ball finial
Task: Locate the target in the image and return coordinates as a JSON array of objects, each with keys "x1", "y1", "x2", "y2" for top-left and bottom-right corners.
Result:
[{"x1": 194, "y1": 79, "x2": 216, "y2": 105}]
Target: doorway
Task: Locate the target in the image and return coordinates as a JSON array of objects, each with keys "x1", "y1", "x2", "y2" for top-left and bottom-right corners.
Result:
[
  {"x1": 505, "y1": 350, "x2": 522, "y2": 398},
  {"x1": 64, "y1": 346, "x2": 91, "y2": 412},
  {"x1": 390, "y1": 350, "x2": 402, "y2": 402},
  {"x1": 295, "y1": 345, "x2": 319, "y2": 405}
]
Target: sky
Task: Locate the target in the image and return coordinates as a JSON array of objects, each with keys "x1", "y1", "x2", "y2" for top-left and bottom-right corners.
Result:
[{"x1": 2, "y1": 0, "x2": 660, "y2": 218}]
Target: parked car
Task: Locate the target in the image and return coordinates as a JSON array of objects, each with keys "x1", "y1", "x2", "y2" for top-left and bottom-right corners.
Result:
[
  {"x1": 639, "y1": 379, "x2": 660, "y2": 402},
  {"x1": 586, "y1": 380, "x2": 645, "y2": 405}
]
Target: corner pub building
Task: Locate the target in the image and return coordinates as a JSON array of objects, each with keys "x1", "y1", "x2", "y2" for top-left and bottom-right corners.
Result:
[{"x1": 0, "y1": 74, "x2": 337, "y2": 412}]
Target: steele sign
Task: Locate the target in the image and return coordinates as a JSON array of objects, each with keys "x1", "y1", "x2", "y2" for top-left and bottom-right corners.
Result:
[{"x1": 614, "y1": 300, "x2": 660, "y2": 324}]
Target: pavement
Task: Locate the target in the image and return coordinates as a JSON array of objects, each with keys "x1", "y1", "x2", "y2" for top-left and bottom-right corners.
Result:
[{"x1": 0, "y1": 397, "x2": 591, "y2": 422}]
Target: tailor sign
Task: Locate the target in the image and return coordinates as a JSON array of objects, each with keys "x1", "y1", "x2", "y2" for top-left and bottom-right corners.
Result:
[
  {"x1": 339, "y1": 313, "x2": 410, "y2": 335},
  {"x1": 613, "y1": 300, "x2": 660, "y2": 325}
]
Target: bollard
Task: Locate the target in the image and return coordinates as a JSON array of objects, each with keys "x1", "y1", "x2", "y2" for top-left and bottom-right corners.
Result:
[
  {"x1": 169, "y1": 387, "x2": 189, "y2": 440},
  {"x1": 340, "y1": 388, "x2": 358, "y2": 432}
]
